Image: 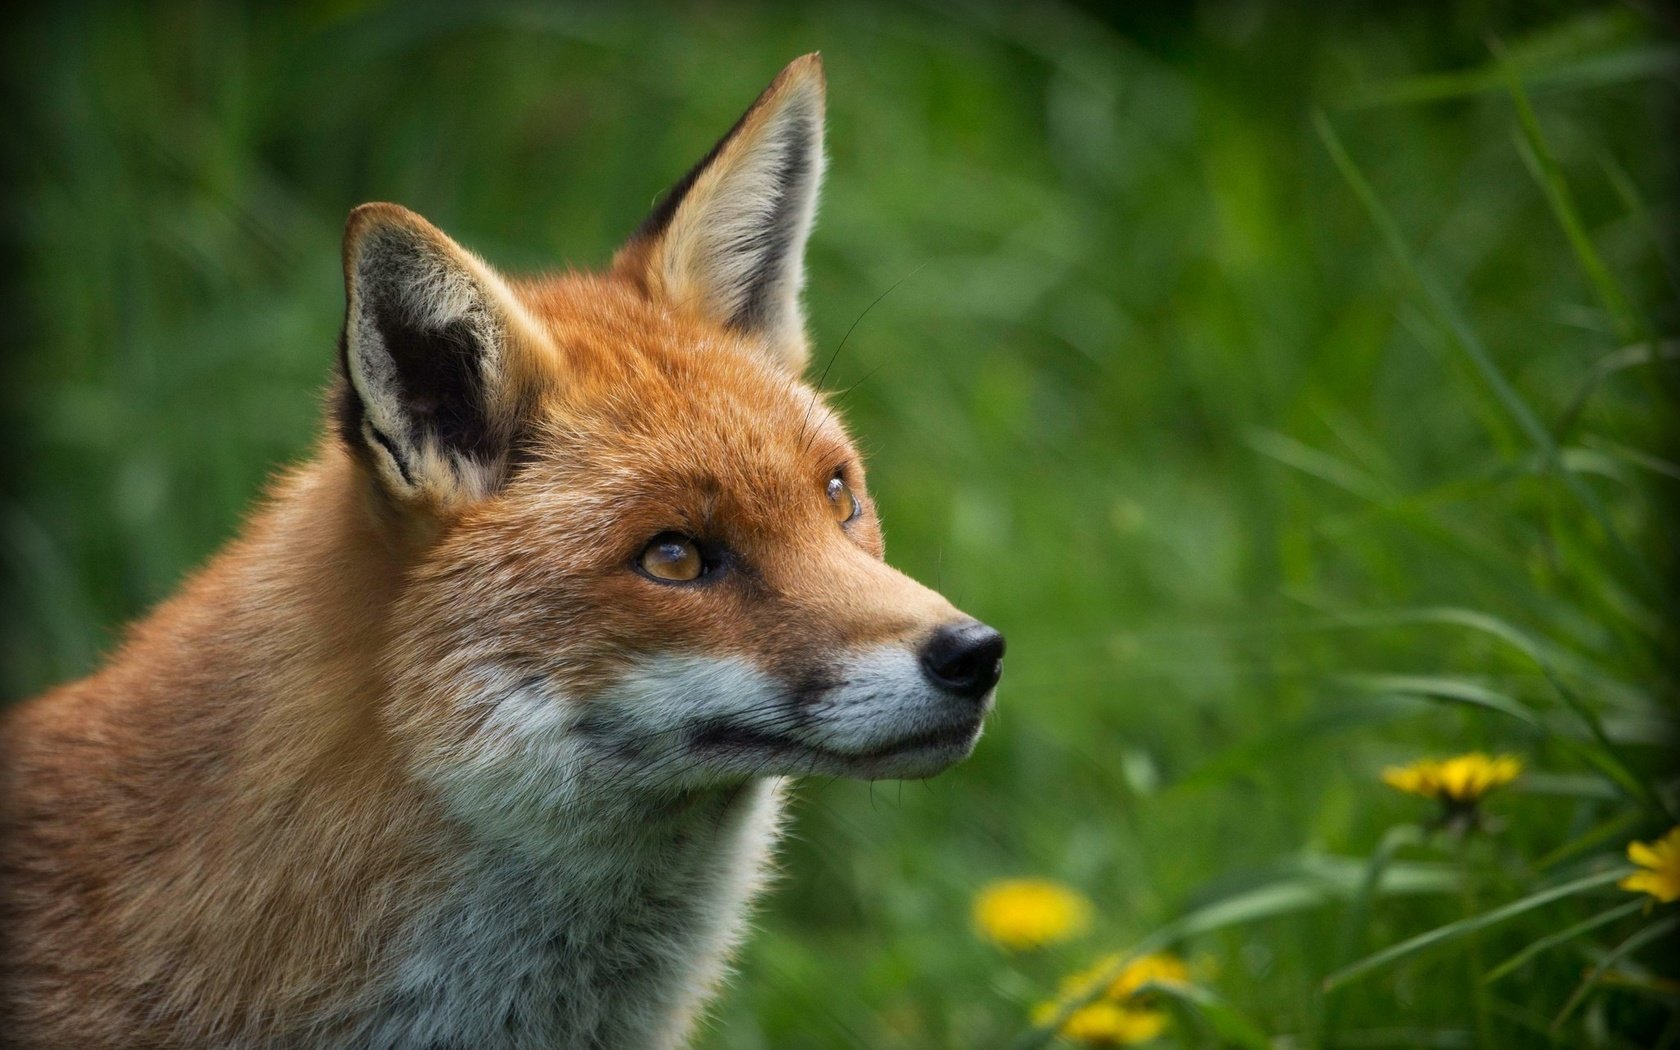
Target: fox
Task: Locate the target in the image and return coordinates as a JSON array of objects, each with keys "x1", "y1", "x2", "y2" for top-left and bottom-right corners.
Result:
[{"x1": 0, "y1": 54, "x2": 1004, "y2": 1049}]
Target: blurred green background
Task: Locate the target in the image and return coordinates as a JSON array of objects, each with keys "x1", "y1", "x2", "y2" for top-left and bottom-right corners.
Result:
[{"x1": 3, "y1": 2, "x2": 1675, "y2": 1047}]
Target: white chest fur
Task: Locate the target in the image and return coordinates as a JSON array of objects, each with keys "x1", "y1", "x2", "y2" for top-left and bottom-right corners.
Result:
[{"x1": 338, "y1": 778, "x2": 786, "y2": 1050}]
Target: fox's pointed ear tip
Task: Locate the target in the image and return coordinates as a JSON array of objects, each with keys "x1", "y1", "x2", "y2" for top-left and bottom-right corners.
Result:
[
  {"x1": 344, "y1": 202, "x2": 431, "y2": 244},
  {"x1": 780, "y1": 52, "x2": 826, "y2": 91}
]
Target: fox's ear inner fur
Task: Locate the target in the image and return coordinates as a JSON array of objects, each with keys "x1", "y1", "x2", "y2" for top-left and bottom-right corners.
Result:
[
  {"x1": 617, "y1": 53, "x2": 826, "y2": 372},
  {"x1": 337, "y1": 203, "x2": 527, "y2": 504}
]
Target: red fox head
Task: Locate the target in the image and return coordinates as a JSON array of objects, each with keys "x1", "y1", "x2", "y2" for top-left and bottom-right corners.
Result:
[{"x1": 334, "y1": 55, "x2": 1002, "y2": 826}]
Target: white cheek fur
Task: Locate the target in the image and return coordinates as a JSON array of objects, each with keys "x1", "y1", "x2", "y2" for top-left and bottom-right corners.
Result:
[
  {"x1": 372, "y1": 659, "x2": 791, "y2": 1049},
  {"x1": 797, "y1": 646, "x2": 969, "y2": 752},
  {"x1": 378, "y1": 645, "x2": 986, "y2": 1048}
]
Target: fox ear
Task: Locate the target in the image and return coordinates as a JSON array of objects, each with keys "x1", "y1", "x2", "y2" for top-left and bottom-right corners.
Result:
[
  {"x1": 336, "y1": 203, "x2": 531, "y2": 505},
  {"x1": 617, "y1": 54, "x2": 826, "y2": 372}
]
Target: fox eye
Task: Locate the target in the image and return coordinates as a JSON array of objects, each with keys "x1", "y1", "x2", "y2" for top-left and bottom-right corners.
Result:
[
  {"x1": 826, "y1": 475, "x2": 860, "y2": 524},
  {"x1": 638, "y1": 533, "x2": 705, "y2": 583}
]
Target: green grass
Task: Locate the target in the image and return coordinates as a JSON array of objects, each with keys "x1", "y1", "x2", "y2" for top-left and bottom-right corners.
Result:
[{"x1": 2, "y1": 3, "x2": 1675, "y2": 1047}]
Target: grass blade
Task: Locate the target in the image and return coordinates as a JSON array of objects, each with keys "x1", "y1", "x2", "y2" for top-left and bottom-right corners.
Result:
[
  {"x1": 1497, "y1": 33, "x2": 1680, "y2": 448},
  {"x1": 1484, "y1": 897, "x2": 1646, "y2": 983},
  {"x1": 1245, "y1": 428, "x2": 1392, "y2": 502},
  {"x1": 1556, "y1": 340, "x2": 1680, "y2": 440},
  {"x1": 1322, "y1": 867, "x2": 1633, "y2": 991},
  {"x1": 1599, "y1": 151, "x2": 1680, "y2": 301},
  {"x1": 1341, "y1": 9, "x2": 1676, "y2": 110},
  {"x1": 1319, "y1": 1027, "x2": 1475, "y2": 1048},
  {"x1": 1336, "y1": 673, "x2": 1542, "y2": 728},
  {"x1": 1531, "y1": 812, "x2": 1646, "y2": 872},
  {"x1": 1552, "y1": 913, "x2": 1680, "y2": 1027},
  {"x1": 1334, "y1": 826, "x2": 1428, "y2": 967},
  {"x1": 1498, "y1": 42, "x2": 1642, "y2": 343},
  {"x1": 1146, "y1": 980, "x2": 1272, "y2": 1050},
  {"x1": 1322, "y1": 825, "x2": 1428, "y2": 1045},
  {"x1": 1313, "y1": 110, "x2": 1667, "y2": 622}
]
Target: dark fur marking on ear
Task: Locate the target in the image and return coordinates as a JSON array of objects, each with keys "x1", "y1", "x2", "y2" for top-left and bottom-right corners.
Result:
[
  {"x1": 366, "y1": 423, "x2": 415, "y2": 487},
  {"x1": 333, "y1": 326, "x2": 376, "y2": 470},
  {"x1": 629, "y1": 100, "x2": 759, "y2": 247},
  {"x1": 730, "y1": 111, "x2": 815, "y2": 332},
  {"x1": 369, "y1": 300, "x2": 498, "y2": 463}
]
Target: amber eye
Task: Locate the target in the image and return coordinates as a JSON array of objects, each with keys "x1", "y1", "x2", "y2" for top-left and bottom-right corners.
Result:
[
  {"x1": 827, "y1": 475, "x2": 860, "y2": 524},
  {"x1": 638, "y1": 533, "x2": 704, "y2": 582}
]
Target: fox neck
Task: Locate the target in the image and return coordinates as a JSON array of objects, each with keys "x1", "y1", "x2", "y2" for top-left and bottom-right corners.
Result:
[
  {"x1": 355, "y1": 778, "x2": 786, "y2": 1048},
  {"x1": 91, "y1": 447, "x2": 785, "y2": 1045}
]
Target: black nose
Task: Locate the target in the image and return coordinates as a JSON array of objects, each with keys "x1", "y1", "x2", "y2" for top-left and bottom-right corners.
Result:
[{"x1": 920, "y1": 620, "x2": 1006, "y2": 699}]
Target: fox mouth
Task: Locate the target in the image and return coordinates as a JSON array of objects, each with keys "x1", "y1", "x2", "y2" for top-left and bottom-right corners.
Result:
[{"x1": 689, "y1": 717, "x2": 980, "y2": 763}]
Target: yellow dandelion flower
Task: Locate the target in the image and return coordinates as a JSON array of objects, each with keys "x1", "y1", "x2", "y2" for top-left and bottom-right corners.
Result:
[
  {"x1": 973, "y1": 879, "x2": 1092, "y2": 951},
  {"x1": 1382, "y1": 753, "x2": 1522, "y2": 803},
  {"x1": 1620, "y1": 826, "x2": 1680, "y2": 904},
  {"x1": 1110, "y1": 953, "x2": 1190, "y2": 998},
  {"x1": 1031, "y1": 999, "x2": 1167, "y2": 1047},
  {"x1": 1056, "y1": 952, "x2": 1190, "y2": 1002},
  {"x1": 1033, "y1": 952, "x2": 1189, "y2": 1045}
]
